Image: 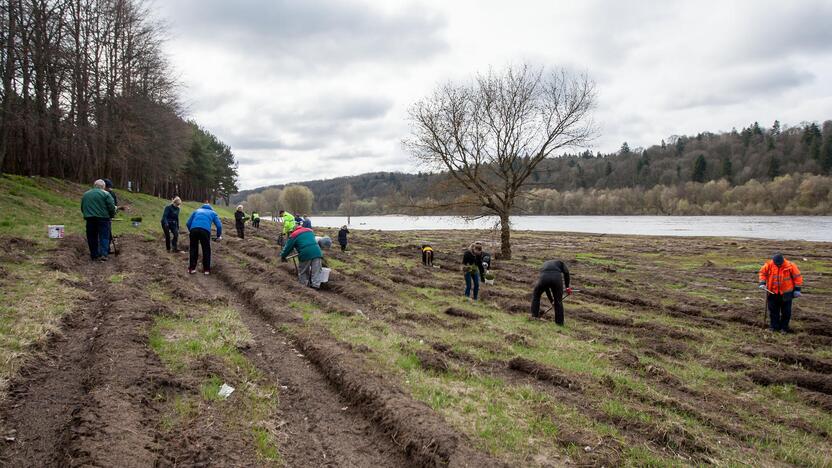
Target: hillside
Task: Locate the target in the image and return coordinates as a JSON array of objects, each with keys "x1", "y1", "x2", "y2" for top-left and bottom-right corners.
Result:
[{"x1": 237, "y1": 121, "x2": 832, "y2": 216}]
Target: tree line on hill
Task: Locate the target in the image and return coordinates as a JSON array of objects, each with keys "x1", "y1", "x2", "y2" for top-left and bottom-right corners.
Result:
[
  {"x1": 0, "y1": 0, "x2": 237, "y2": 202},
  {"x1": 239, "y1": 120, "x2": 832, "y2": 216}
]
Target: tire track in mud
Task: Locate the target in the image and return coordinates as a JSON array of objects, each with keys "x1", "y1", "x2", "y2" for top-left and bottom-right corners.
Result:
[
  {"x1": 158, "y1": 252, "x2": 412, "y2": 467},
  {"x1": 213, "y1": 240, "x2": 505, "y2": 467}
]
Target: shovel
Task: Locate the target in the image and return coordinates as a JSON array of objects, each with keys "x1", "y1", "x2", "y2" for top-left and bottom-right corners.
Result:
[
  {"x1": 286, "y1": 252, "x2": 299, "y2": 277},
  {"x1": 758, "y1": 286, "x2": 773, "y2": 329}
]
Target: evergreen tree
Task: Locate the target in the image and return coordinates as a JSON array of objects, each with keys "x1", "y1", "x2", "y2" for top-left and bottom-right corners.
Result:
[
  {"x1": 768, "y1": 157, "x2": 780, "y2": 179},
  {"x1": 692, "y1": 154, "x2": 707, "y2": 182},
  {"x1": 822, "y1": 131, "x2": 832, "y2": 174},
  {"x1": 620, "y1": 142, "x2": 631, "y2": 155},
  {"x1": 722, "y1": 156, "x2": 733, "y2": 183}
]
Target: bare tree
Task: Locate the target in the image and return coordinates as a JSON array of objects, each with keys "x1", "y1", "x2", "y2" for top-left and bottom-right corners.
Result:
[
  {"x1": 280, "y1": 185, "x2": 314, "y2": 215},
  {"x1": 260, "y1": 187, "x2": 282, "y2": 218},
  {"x1": 406, "y1": 64, "x2": 597, "y2": 258}
]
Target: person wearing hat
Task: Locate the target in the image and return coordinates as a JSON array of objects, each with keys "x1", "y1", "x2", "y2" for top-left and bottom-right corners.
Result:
[
  {"x1": 759, "y1": 253, "x2": 803, "y2": 333},
  {"x1": 280, "y1": 224, "x2": 324, "y2": 289},
  {"x1": 161, "y1": 197, "x2": 182, "y2": 252}
]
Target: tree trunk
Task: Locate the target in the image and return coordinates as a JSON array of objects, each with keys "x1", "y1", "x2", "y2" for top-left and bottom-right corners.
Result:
[{"x1": 499, "y1": 212, "x2": 511, "y2": 259}]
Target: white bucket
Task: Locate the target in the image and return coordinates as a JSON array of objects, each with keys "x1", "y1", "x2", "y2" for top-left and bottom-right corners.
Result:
[
  {"x1": 47, "y1": 225, "x2": 64, "y2": 239},
  {"x1": 320, "y1": 267, "x2": 331, "y2": 283},
  {"x1": 484, "y1": 279, "x2": 495, "y2": 285}
]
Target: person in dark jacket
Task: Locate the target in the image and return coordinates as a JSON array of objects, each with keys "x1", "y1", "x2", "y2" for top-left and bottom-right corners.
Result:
[
  {"x1": 81, "y1": 179, "x2": 117, "y2": 261},
  {"x1": 161, "y1": 196, "x2": 182, "y2": 252},
  {"x1": 462, "y1": 242, "x2": 484, "y2": 300},
  {"x1": 302, "y1": 215, "x2": 312, "y2": 228},
  {"x1": 186, "y1": 203, "x2": 223, "y2": 275},
  {"x1": 280, "y1": 225, "x2": 324, "y2": 288},
  {"x1": 234, "y1": 205, "x2": 247, "y2": 239},
  {"x1": 531, "y1": 260, "x2": 572, "y2": 325},
  {"x1": 338, "y1": 226, "x2": 349, "y2": 251},
  {"x1": 102, "y1": 178, "x2": 119, "y2": 257}
]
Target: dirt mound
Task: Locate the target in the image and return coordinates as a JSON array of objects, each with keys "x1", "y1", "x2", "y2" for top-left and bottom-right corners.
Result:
[
  {"x1": 416, "y1": 350, "x2": 449, "y2": 373},
  {"x1": 572, "y1": 307, "x2": 634, "y2": 327},
  {"x1": 0, "y1": 236, "x2": 37, "y2": 262},
  {"x1": 641, "y1": 337, "x2": 691, "y2": 358},
  {"x1": 505, "y1": 333, "x2": 533, "y2": 347},
  {"x1": 748, "y1": 370, "x2": 832, "y2": 396},
  {"x1": 43, "y1": 235, "x2": 87, "y2": 271},
  {"x1": 444, "y1": 307, "x2": 482, "y2": 320},
  {"x1": 507, "y1": 357, "x2": 582, "y2": 390},
  {"x1": 740, "y1": 346, "x2": 832, "y2": 373}
]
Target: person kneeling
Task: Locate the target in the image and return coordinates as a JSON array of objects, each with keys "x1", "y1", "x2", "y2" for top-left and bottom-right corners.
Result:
[
  {"x1": 280, "y1": 225, "x2": 324, "y2": 289},
  {"x1": 530, "y1": 259, "x2": 572, "y2": 325}
]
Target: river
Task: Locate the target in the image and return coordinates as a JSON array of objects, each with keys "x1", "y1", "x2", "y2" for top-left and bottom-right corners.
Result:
[{"x1": 297, "y1": 215, "x2": 832, "y2": 242}]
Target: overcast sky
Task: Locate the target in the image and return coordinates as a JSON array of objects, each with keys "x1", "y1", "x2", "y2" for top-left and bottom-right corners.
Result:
[{"x1": 158, "y1": 0, "x2": 832, "y2": 190}]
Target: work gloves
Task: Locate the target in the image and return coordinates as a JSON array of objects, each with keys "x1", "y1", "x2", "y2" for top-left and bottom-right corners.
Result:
[
  {"x1": 566, "y1": 287, "x2": 573, "y2": 295},
  {"x1": 758, "y1": 282, "x2": 766, "y2": 290},
  {"x1": 794, "y1": 291, "x2": 802, "y2": 298}
]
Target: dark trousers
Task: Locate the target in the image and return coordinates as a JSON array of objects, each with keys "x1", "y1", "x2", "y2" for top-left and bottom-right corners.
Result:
[
  {"x1": 422, "y1": 250, "x2": 433, "y2": 266},
  {"x1": 85, "y1": 217, "x2": 109, "y2": 259},
  {"x1": 162, "y1": 222, "x2": 179, "y2": 251},
  {"x1": 767, "y1": 294, "x2": 793, "y2": 331},
  {"x1": 464, "y1": 271, "x2": 479, "y2": 299},
  {"x1": 531, "y1": 273, "x2": 564, "y2": 324},
  {"x1": 253, "y1": 219, "x2": 259, "y2": 228},
  {"x1": 101, "y1": 219, "x2": 111, "y2": 257},
  {"x1": 189, "y1": 228, "x2": 211, "y2": 271},
  {"x1": 236, "y1": 224, "x2": 245, "y2": 239},
  {"x1": 340, "y1": 242, "x2": 347, "y2": 252}
]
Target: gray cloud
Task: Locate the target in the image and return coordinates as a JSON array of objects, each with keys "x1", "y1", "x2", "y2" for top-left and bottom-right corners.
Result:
[
  {"x1": 670, "y1": 66, "x2": 814, "y2": 110},
  {"x1": 165, "y1": 0, "x2": 447, "y2": 71}
]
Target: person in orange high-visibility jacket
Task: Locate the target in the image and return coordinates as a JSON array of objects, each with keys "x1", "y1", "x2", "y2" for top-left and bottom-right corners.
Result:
[{"x1": 758, "y1": 253, "x2": 803, "y2": 333}]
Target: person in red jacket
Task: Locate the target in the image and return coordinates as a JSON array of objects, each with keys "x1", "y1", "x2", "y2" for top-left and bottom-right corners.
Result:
[{"x1": 758, "y1": 253, "x2": 803, "y2": 333}]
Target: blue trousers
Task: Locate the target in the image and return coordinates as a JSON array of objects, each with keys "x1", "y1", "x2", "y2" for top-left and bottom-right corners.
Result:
[
  {"x1": 767, "y1": 294, "x2": 793, "y2": 331},
  {"x1": 464, "y1": 272, "x2": 479, "y2": 300}
]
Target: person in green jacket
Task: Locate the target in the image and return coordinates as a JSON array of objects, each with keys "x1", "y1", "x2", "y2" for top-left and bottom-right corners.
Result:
[
  {"x1": 81, "y1": 179, "x2": 117, "y2": 261},
  {"x1": 280, "y1": 225, "x2": 324, "y2": 289}
]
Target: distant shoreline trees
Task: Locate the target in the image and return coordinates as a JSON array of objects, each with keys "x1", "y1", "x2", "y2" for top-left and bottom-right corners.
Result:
[{"x1": 0, "y1": 0, "x2": 237, "y2": 201}]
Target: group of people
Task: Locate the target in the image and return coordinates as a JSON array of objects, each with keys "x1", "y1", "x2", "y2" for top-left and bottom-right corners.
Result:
[
  {"x1": 80, "y1": 179, "x2": 120, "y2": 261},
  {"x1": 83, "y1": 180, "x2": 807, "y2": 332}
]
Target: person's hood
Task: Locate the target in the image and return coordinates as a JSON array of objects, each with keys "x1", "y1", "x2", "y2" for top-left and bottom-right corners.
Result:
[
  {"x1": 772, "y1": 253, "x2": 785, "y2": 266},
  {"x1": 200, "y1": 204, "x2": 213, "y2": 210},
  {"x1": 289, "y1": 227, "x2": 313, "y2": 238},
  {"x1": 104, "y1": 178, "x2": 113, "y2": 189}
]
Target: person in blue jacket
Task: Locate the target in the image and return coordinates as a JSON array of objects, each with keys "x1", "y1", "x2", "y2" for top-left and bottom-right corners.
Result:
[
  {"x1": 161, "y1": 197, "x2": 182, "y2": 252},
  {"x1": 280, "y1": 225, "x2": 324, "y2": 288},
  {"x1": 186, "y1": 202, "x2": 223, "y2": 275}
]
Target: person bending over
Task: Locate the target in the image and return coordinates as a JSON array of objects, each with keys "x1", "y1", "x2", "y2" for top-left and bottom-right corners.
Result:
[
  {"x1": 186, "y1": 202, "x2": 222, "y2": 275},
  {"x1": 531, "y1": 259, "x2": 572, "y2": 325}
]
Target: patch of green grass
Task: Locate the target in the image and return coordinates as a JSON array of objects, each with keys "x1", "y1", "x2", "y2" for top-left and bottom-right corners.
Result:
[
  {"x1": 0, "y1": 257, "x2": 87, "y2": 388},
  {"x1": 108, "y1": 273, "x2": 125, "y2": 283},
  {"x1": 200, "y1": 375, "x2": 224, "y2": 401},
  {"x1": 289, "y1": 301, "x2": 318, "y2": 314},
  {"x1": 252, "y1": 426, "x2": 282, "y2": 463}
]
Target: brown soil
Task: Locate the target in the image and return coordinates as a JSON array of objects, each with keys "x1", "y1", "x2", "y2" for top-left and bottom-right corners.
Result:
[
  {"x1": 444, "y1": 307, "x2": 482, "y2": 320},
  {"x1": 748, "y1": 370, "x2": 832, "y2": 395},
  {"x1": 507, "y1": 357, "x2": 582, "y2": 391}
]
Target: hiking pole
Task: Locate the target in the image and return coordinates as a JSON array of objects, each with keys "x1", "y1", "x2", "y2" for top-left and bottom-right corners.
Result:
[{"x1": 759, "y1": 286, "x2": 773, "y2": 329}]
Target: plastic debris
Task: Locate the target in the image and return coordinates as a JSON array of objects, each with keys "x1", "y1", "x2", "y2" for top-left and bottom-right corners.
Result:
[{"x1": 218, "y1": 383, "x2": 235, "y2": 399}]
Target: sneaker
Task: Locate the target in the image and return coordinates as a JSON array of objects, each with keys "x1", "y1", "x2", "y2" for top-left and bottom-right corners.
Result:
[
  {"x1": 204, "y1": 271, "x2": 210, "y2": 276},
  {"x1": 188, "y1": 269, "x2": 196, "y2": 274}
]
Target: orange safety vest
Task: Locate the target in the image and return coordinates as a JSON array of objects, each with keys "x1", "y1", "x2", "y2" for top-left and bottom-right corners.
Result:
[{"x1": 758, "y1": 259, "x2": 803, "y2": 294}]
